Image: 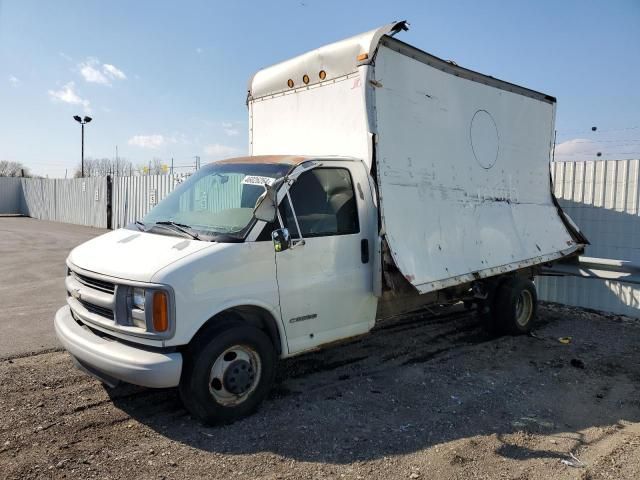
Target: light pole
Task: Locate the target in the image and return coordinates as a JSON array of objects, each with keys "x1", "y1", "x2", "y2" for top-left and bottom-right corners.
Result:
[{"x1": 73, "y1": 115, "x2": 92, "y2": 177}]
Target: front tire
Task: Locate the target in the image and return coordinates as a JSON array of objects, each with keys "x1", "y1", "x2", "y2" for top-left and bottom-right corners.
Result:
[{"x1": 179, "y1": 323, "x2": 276, "y2": 425}]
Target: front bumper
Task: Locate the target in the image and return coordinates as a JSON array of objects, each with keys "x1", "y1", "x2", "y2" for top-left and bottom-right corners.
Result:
[{"x1": 54, "y1": 306, "x2": 182, "y2": 388}]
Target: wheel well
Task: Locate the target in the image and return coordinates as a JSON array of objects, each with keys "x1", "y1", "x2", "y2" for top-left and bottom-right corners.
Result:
[{"x1": 190, "y1": 306, "x2": 283, "y2": 355}]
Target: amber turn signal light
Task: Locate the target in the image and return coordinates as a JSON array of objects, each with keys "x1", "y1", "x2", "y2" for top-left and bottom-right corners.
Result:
[{"x1": 152, "y1": 291, "x2": 169, "y2": 332}]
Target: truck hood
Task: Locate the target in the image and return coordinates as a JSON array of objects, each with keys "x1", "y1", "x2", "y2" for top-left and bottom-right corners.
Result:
[{"x1": 68, "y1": 229, "x2": 214, "y2": 282}]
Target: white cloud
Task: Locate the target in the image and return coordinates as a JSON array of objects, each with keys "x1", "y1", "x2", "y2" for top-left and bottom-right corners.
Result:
[
  {"x1": 78, "y1": 58, "x2": 126, "y2": 85},
  {"x1": 103, "y1": 64, "x2": 126, "y2": 80},
  {"x1": 555, "y1": 138, "x2": 602, "y2": 160},
  {"x1": 204, "y1": 143, "x2": 240, "y2": 159},
  {"x1": 79, "y1": 58, "x2": 109, "y2": 85},
  {"x1": 221, "y1": 121, "x2": 240, "y2": 136},
  {"x1": 8, "y1": 75, "x2": 20, "y2": 87},
  {"x1": 48, "y1": 82, "x2": 90, "y2": 112},
  {"x1": 128, "y1": 134, "x2": 169, "y2": 149}
]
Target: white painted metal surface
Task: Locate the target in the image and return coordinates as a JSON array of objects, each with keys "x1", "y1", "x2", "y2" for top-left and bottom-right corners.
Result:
[
  {"x1": 537, "y1": 160, "x2": 640, "y2": 317},
  {"x1": 372, "y1": 43, "x2": 578, "y2": 293},
  {"x1": 67, "y1": 229, "x2": 212, "y2": 282},
  {"x1": 272, "y1": 160, "x2": 377, "y2": 354},
  {"x1": 248, "y1": 21, "x2": 406, "y2": 100},
  {"x1": 250, "y1": 73, "x2": 370, "y2": 162}
]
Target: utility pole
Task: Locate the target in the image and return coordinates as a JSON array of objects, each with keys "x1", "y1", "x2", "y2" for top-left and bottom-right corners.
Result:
[{"x1": 171, "y1": 157, "x2": 174, "y2": 175}]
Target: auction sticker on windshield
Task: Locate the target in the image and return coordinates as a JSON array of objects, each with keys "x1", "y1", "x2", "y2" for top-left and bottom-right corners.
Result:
[{"x1": 242, "y1": 176, "x2": 276, "y2": 186}]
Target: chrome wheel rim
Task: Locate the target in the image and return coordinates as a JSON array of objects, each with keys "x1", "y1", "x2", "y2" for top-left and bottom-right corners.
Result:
[
  {"x1": 515, "y1": 290, "x2": 533, "y2": 327},
  {"x1": 208, "y1": 345, "x2": 262, "y2": 406}
]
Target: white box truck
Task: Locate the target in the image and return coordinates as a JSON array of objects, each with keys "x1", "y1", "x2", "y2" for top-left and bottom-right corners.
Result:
[{"x1": 55, "y1": 21, "x2": 586, "y2": 424}]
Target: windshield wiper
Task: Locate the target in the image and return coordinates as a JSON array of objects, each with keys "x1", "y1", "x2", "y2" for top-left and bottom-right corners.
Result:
[
  {"x1": 133, "y1": 220, "x2": 146, "y2": 231},
  {"x1": 154, "y1": 221, "x2": 200, "y2": 240}
]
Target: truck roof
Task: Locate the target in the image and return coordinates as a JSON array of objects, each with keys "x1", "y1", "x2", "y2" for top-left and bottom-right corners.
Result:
[
  {"x1": 248, "y1": 20, "x2": 555, "y2": 105},
  {"x1": 215, "y1": 155, "x2": 359, "y2": 166},
  {"x1": 216, "y1": 155, "x2": 311, "y2": 166}
]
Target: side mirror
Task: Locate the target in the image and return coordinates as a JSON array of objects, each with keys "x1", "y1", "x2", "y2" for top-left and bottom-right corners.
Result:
[
  {"x1": 272, "y1": 228, "x2": 291, "y2": 252},
  {"x1": 253, "y1": 186, "x2": 277, "y2": 222}
]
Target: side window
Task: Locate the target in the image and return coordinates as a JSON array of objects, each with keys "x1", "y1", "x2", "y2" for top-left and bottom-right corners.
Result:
[{"x1": 281, "y1": 168, "x2": 359, "y2": 238}]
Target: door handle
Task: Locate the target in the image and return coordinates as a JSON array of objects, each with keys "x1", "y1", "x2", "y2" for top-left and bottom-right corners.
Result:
[{"x1": 361, "y1": 239, "x2": 369, "y2": 264}]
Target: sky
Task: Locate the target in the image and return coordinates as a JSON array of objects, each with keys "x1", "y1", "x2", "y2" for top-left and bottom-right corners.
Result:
[{"x1": 1, "y1": 0, "x2": 639, "y2": 178}]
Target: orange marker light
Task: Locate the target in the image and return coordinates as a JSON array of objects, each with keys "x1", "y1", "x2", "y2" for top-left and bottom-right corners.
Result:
[
  {"x1": 152, "y1": 291, "x2": 169, "y2": 332},
  {"x1": 357, "y1": 53, "x2": 368, "y2": 61}
]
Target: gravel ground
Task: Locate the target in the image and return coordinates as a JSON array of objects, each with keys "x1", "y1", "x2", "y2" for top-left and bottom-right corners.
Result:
[{"x1": 1, "y1": 303, "x2": 639, "y2": 479}]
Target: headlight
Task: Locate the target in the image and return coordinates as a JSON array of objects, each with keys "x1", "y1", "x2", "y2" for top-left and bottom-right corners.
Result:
[
  {"x1": 132, "y1": 287, "x2": 146, "y2": 311},
  {"x1": 128, "y1": 287, "x2": 171, "y2": 333}
]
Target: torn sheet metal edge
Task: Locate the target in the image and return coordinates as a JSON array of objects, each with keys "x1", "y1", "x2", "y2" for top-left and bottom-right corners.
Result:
[{"x1": 412, "y1": 245, "x2": 581, "y2": 294}]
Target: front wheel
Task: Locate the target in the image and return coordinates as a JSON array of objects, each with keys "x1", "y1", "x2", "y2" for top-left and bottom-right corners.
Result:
[{"x1": 179, "y1": 323, "x2": 276, "y2": 425}]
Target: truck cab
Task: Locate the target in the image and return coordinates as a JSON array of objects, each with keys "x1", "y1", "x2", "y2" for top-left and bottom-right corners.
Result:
[{"x1": 55, "y1": 155, "x2": 380, "y2": 423}]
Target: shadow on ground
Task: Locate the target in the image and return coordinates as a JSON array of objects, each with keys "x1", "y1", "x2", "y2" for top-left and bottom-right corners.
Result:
[{"x1": 107, "y1": 304, "x2": 640, "y2": 464}]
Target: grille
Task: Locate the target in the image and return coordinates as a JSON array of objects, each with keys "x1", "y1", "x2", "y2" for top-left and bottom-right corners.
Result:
[
  {"x1": 72, "y1": 271, "x2": 115, "y2": 294},
  {"x1": 78, "y1": 299, "x2": 115, "y2": 320}
]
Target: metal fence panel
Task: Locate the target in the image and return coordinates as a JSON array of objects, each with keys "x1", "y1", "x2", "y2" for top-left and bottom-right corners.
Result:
[
  {"x1": 18, "y1": 177, "x2": 107, "y2": 227},
  {"x1": 111, "y1": 174, "x2": 188, "y2": 229},
  {"x1": 54, "y1": 178, "x2": 108, "y2": 228},
  {"x1": 0, "y1": 178, "x2": 23, "y2": 214},
  {"x1": 21, "y1": 178, "x2": 56, "y2": 220},
  {"x1": 537, "y1": 159, "x2": 640, "y2": 317}
]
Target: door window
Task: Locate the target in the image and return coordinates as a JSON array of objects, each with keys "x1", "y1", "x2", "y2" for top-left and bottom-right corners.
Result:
[{"x1": 281, "y1": 168, "x2": 359, "y2": 238}]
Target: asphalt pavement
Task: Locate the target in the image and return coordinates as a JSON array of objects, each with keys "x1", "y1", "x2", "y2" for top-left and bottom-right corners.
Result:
[{"x1": 0, "y1": 216, "x2": 107, "y2": 358}]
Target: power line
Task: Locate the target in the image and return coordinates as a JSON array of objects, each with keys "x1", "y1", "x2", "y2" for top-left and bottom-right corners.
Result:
[{"x1": 557, "y1": 125, "x2": 640, "y2": 137}]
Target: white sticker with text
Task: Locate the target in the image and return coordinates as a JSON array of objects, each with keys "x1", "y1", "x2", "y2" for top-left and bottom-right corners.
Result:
[{"x1": 242, "y1": 175, "x2": 275, "y2": 186}]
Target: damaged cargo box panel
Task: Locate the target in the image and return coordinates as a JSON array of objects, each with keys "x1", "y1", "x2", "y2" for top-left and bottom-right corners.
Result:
[{"x1": 372, "y1": 38, "x2": 579, "y2": 293}]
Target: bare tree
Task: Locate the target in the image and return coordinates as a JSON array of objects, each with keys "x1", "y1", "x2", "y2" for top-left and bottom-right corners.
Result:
[
  {"x1": 73, "y1": 157, "x2": 134, "y2": 177},
  {"x1": 0, "y1": 160, "x2": 30, "y2": 177},
  {"x1": 137, "y1": 157, "x2": 169, "y2": 175}
]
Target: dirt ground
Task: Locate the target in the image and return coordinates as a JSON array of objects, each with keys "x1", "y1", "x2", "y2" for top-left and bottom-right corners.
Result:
[{"x1": 1, "y1": 303, "x2": 639, "y2": 480}]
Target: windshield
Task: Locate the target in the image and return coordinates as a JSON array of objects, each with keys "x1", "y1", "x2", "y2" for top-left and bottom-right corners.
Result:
[{"x1": 142, "y1": 162, "x2": 291, "y2": 239}]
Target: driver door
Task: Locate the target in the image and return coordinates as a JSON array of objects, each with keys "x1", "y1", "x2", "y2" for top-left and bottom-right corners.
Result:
[{"x1": 273, "y1": 163, "x2": 376, "y2": 354}]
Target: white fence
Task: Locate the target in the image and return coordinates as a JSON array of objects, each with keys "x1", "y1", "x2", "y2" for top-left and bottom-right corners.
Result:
[{"x1": 537, "y1": 159, "x2": 640, "y2": 317}]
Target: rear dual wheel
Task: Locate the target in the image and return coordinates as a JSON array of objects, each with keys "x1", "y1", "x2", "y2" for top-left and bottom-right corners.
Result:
[{"x1": 483, "y1": 276, "x2": 537, "y2": 335}]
